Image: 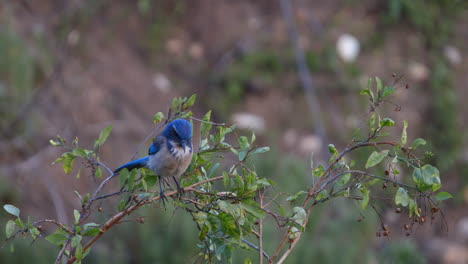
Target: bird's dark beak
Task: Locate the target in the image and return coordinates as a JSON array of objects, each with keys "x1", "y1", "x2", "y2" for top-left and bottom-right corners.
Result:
[{"x1": 181, "y1": 141, "x2": 187, "y2": 153}]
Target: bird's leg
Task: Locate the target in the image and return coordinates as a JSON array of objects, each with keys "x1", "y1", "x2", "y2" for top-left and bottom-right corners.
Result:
[
  {"x1": 158, "y1": 176, "x2": 168, "y2": 209},
  {"x1": 173, "y1": 176, "x2": 184, "y2": 198}
]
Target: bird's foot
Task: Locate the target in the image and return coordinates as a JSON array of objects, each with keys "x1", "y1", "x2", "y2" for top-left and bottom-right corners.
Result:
[
  {"x1": 173, "y1": 176, "x2": 184, "y2": 199},
  {"x1": 159, "y1": 191, "x2": 169, "y2": 210},
  {"x1": 176, "y1": 186, "x2": 185, "y2": 199}
]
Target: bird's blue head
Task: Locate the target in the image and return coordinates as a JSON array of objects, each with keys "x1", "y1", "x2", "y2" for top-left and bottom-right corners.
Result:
[{"x1": 163, "y1": 119, "x2": 193, "y2": 149}]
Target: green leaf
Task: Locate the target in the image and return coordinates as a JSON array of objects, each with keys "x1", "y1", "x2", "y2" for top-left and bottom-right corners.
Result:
[
  {"x1": 382, "y1": 86, "x2": 395, "y2": 97},
  {"x1": 193, "y1": 212, "x2": 208, "y2": 225},
  {"x1": 118, "y1": 200, "x2": 126, "y2": 211},
  {"x1": 249, "y1": 147, "x2": 270, "y2": 156},
  {"x1": 75, "y1": 243, "x2": 83, "y2": 260},
  {"x1": 152, "y1": 112, "x2": 165, "y2": 123},
  {"x1": 316, "y1": 190, "x2": 328, "y2": 201},
  {"x1": 411, "y1": 138, "x2": 427, "y2": 150},
  {"x1": 222, "y1": 171, "x2": 230, "y2": 188},
  {"x1": 200, "y1": 111, "x2": 212, "y2": 139},
  {"x1": 83, "y1": 228, "x2": 101, "y2": 236},
  {"x1": 239, "y1": 200, "x2": 265, "y2": 219},
  {"x1": 207, "y1": 163, "x2": 220, "y2": 179},
  {"x1": 62, "y1": 153, "x2": 75, "y2": 174},
  {"x1": 72, "y1": 148, "x2": 87, "y2": 157},
  {"x1": 434, "y1": 191, "x2": 453, "y2": 201},
  {"x1": 286, "y1": 191, "x2": 306, "y2": 202},
  {"x1": 74, "y1": 210, "x2": 80, "y2": 224},
  {"x1": 375, "y1": 76, "x2": 383, "y2": 94},
  {"x1": 71, "y1": 235, "x2": 82, "y2": 248},
  {"x1": 361, "y1": 78, "x2": 374, "y2": 101},
  {"x1": 328, "y1": 144, "x2": 338, "y2": 155},
  {"x1": 29, "y1": 227, "x2": 40, "y2": 240},
  {"x1": 401, "y1": 120, "x2": 408, "y2": 146},
  {"x1": 257, "y1": 178, "x2": 274, "y2": 187},
  {"x1": 118, "y1": 169, "x2": 129, "y2": 186},
  {"x1": 360, "y1": 188, "x2": 370, "y2": 210},
  {"x1": 238, "y1": 136, "x2": 250, "y2": 150},
  {"x1": 143, "y1": 175, "x2": 157, "y2": 188},
  {"x1": 395, "y1": 187, "x2": 410, "y2": 207},
  {"x1": 379, "y1": 118, "x2": 395, "y2": 127},
  {"x1": 365, "y1": 150, "x2": 389, "y2": 168},
  {"x1": 94, "y1": 125, "x2": 113, "y2": 149},
  {"x1": 309, "y1": 152, "x2": 314, "y2": 169},
  {"x1": 335, "y1": 173, "x2": 351, "y2": 186},
  {"x1": 49, "y1": 139, "x2": 61, "y2": 147},
  {"x1": 4, "y1": 204, "x2": 20, "y2": 217},
  {"x1": 128, "y1": 170, "x2": 136, "y2": 190},
  {"x1": 14, "y1": 218, "x2": 24, "y2": 229},
  {"x1": 412, "y1": 165, "x2": 441, "y2": 192},
  {"x1": 251, "y1": 132, "x2": 256, "y2": 144},
  {"x1": 409, "y1": 199, "x2": 419, "y2": 217},
  {"x1": 94, "y1": 167, "x2": 102, "y2": 179},
  {"x1": 5, "y1": 220, "x2": 15, "y2": 238},
  {"x1": 312, "y1": 165, "x2": 325, "y2": 177},
  {"x1": 369, "y1": 113, "x2": 376, "y2": 129},
  {"x1": 45, "y1": 231, "x2": 68, "y2": 247},
  {"x1": 182, "y1": 94, "x2": 197, "y2": 110},
  {"x1": 292, "y1": 207, "x2": 306, "y2": 225}
]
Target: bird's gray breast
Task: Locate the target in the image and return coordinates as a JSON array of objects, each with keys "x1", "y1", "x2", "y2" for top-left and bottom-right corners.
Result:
[{"x1": 147, "y1": 142, "x2": 193, "y2": 178}]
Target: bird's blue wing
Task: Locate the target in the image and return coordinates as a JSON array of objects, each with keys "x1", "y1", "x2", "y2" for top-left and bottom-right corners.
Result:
[
  {"x1": 114, "y1": 156, "x2": 149, "y2": 173},
  {"x1": 148, "y1": 136, "x2": 165, "y2": 155}
]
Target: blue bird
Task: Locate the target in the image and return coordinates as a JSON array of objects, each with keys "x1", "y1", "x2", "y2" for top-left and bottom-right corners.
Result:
[{"x1": 114, "y1": 119, "x2": 193, "y2": 203}]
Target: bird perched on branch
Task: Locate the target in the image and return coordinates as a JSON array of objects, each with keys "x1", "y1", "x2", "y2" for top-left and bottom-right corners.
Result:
[{"x1": 114, "y1": 119, "x2": 193, "y2": 204}]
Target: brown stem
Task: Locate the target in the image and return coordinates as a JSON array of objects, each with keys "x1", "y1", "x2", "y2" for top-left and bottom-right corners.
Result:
[
  {"x1": 270, "y1": 141, "x2": 397, "y2": 263},
  {"x1": 55, "y1": 239, "x2": 70, "y2": 264},
  {"x1": 66, "y1": 175, "x2": 225, "y2": 264}
]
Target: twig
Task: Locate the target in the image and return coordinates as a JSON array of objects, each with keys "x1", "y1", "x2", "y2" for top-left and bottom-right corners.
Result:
[
  {"x1": 258, "y1": 190, "x2": 264, "y2": 264},
  {"x1": 241, "y1": 239, "x2": 270, "y2": 261},
  {"x1": 55, "y1": 239, "x2": 70, "y2": 264},
  {"x1": 190, "y1": 117, "x2": 226, "y2": 126},
  {"x1": 32, "y1": 219, "x2": 74, "y2": 234},
  {"x1": 66, "y1": 175, "x2": 228, "y2": 264},
  {"x1": 270, "y1": 141, "x2": 398, "y2": 263}
]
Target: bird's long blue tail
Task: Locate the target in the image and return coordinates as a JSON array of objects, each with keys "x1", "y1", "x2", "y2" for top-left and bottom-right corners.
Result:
[{"x1": 114, "y1": 156, "x2": 149, "y2": 173}]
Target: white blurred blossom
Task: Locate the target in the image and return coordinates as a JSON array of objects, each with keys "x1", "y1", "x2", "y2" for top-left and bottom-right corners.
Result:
[
  {"x1": 152, "y1": 73, "x2": 171, "y2": 93},
  {"x1": 232, "y1": 113, "x2": 265, "y2": 132},
  {"x1": 409, "y1": 62, "x2": 429, "y2": 81},
  {"x1": 444, "y1": 45, "x2": 462, "y2": 65},
  {"x1": 336, "y1": 34, "x2": 360, "y2": 63}
]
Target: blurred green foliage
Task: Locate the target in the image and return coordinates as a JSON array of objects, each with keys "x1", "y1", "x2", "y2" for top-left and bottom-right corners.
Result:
[{"x1": 0, "y1": 25, "x2": 36, "y2": 128}]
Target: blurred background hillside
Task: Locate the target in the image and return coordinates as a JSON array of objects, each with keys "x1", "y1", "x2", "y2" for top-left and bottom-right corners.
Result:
[{"x1": 1, "y1": 0, "x2": 468, "y2": 263}]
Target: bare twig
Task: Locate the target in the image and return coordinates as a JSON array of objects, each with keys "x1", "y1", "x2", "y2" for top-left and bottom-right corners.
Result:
[
  {"x1": 190, "y1": 117, "x2": 226, "y2": 126},
  {"x1": 55, "y1": 239, "x2": 70, "y2": 264},
  {"x1": 258, "y1": 190, "x2": 264, "y2": 264},
  {"x1": 66, "y1": 175, "x2": 229, "y2": 264},
  {"x1": 270, "y1": 141, "x2": 398, "y2": 263},
  {"x1": 242, "y1": 238, "x2": 270, "y2": 261}
]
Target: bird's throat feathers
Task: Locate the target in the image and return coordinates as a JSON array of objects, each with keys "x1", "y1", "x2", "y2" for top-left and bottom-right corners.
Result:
[{"x1": 169, "y1": 140, "x2": 192, "y2": 160}]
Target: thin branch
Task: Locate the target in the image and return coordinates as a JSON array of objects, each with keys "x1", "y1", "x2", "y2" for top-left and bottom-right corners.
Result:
[
  {"x1": 32, "y1": 219, "x2": 74, "y2": 234},
  {"x1": 66, "y1": 175, "x2": 228, "y2": 264},
  {"x1": 190, "y1": 117, "x2": 226, "y2": 126},
  {"x1": 258, "y1": 190, "x2": 264, "y2": 264},
  {"x1": 242, "y1": 238, "x2": 270, "y2": 261},
  {"x1": 270, "y1": 141, "x2": 398, "y2": 263},
  {"x1": 55, "y1": 239, "x2": 70, "y2": 264}
]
